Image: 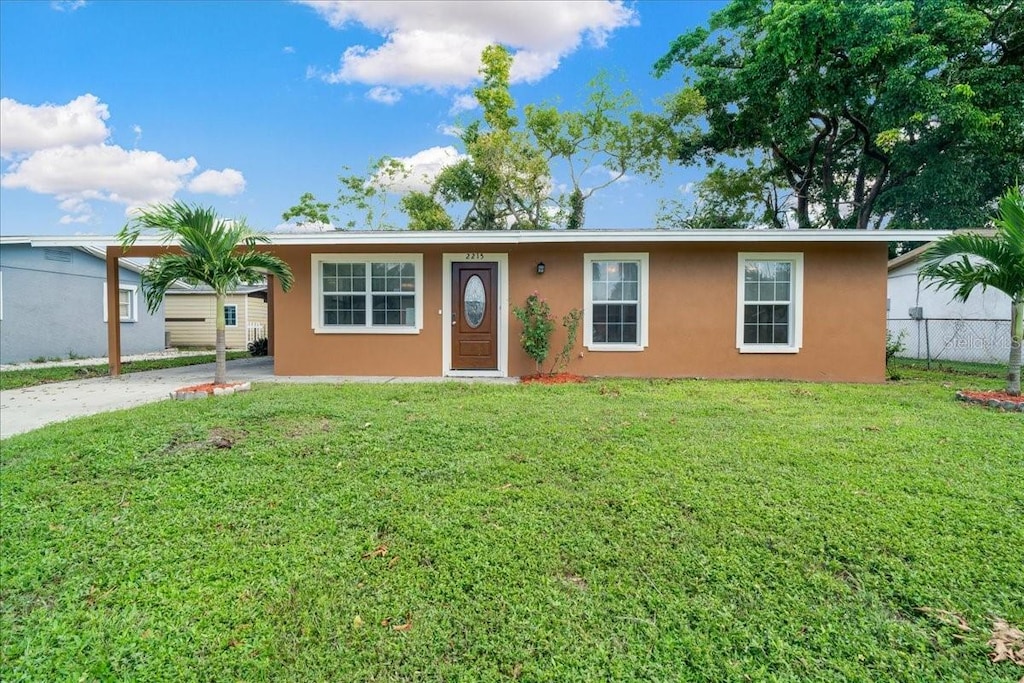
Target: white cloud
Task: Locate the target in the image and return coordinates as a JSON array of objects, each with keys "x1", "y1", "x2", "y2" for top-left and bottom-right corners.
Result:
[
  {"x1": 449, "y1": 94, "x2": 478, "y2": 116},
  {"x1": 1, "y1": 94, "x2": 248, "y2": 223},
  {"x1": 366, "y1": 86, "x2": 402, "y2": 105},
  {"x1": 187, "y1": 168, "x2": 246, "y2": 196},
  {"x1": 509, "y1": 50, "x2": 563, "y2": 84},
  {"x1": 437, "y1": 124, "x2": 463, "y2": 138},
  {"x1": 2, "y1": 144, "x2": 198, "y2": 215},
  {"x1": 326, "y1": 31, "x2": 490, "y2": 89},
  {"x1": 0, "y1": 94, "x2": 110, "y2": 158},
  {"x1": 282, "y1": 45, "x2": 296, "y2": 54},
  {"x1": 51, "y1": 0, "x2": 86, "y2": 11},
  {"x1": 374, "y1": 146, "x2": 466, "y2": 193},
  {"x1": 301, "y1": 1, "x2": 636, "y2": 90}
]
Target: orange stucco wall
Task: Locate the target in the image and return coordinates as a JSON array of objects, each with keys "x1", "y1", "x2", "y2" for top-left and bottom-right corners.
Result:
[{"x1": 269, "y1": 241, "x2": 888, "y2": 382}]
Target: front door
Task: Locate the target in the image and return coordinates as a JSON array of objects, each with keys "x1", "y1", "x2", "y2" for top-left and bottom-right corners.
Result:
[{"x1": 451, "y1": 262, "x2": 498, "y2": 370}]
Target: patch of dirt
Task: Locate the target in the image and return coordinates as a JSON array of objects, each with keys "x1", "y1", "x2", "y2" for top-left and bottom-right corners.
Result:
[
  {"x1": 165, "y1": 426, "x2": 246, "y2": 453},
  {"x1": 560, "y1": 572, "x2": 588, "y2": 591},
  {"x1": 282, "y1": 418, "x2": 332, "y2": 437},
  {"x1": 207, "y1": 427, "x2": 246, "y2": 449},
  {"x1": 520, "y1": 373, "x2": 587, "y2": 385}
]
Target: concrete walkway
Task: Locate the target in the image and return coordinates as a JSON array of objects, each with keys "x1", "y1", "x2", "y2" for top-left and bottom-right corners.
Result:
[{"x1": 0, "y1": 358, "x2": 516, "y2": 439}]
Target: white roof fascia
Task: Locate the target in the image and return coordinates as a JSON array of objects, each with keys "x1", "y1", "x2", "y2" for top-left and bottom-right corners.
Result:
[
  {"x1": 10, "y1": 229, "x2": 954, "y2": 249},
  {"x1": 77, "y1": 245, "x2": 149, "y2": 275}
]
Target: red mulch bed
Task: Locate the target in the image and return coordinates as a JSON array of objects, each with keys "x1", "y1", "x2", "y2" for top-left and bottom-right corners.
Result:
[
  {"x1": 958, "y1": 389, "x2": 1024, "y2": 405},
  {"x1": 520, "y1": 373, "x2": 588, "y2": 385},
  {"x1": 175, "y1": 382, "x2": 244, "y2": 395}
]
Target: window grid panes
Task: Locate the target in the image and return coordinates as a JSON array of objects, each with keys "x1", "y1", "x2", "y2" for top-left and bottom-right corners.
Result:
[
  {"x1": 591, "y1": 260, "x2": 639, "y2": 344},
  {"x1": 224, "y1": 305, "x2": 237, "y2": 327},
  {"x1": 742, "y1": 261, "x2": 792, "y2": 345},
  {"x1": 118, "y1": 289, "x2": 131, "y2": 321},
  {"x1": 322, "y1": 261, "x2": 416, "y2": 328}
]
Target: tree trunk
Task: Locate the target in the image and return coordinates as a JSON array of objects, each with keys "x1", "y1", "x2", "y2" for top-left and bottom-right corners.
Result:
[
  {"x1": 215, "y1": 292, "x2": 227, "y2": 385},
  {"x1": 1008, "y1": 297, "x2": 1023, "y2": 396}
]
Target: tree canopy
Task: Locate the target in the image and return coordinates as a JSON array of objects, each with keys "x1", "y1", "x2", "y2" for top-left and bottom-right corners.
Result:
[{"x1": 656, "y1": 0, "x2": 1024, "y2": 230}]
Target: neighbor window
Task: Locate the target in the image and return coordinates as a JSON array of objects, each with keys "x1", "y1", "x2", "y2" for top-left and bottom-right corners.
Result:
[
  {"x1": 311, "y1": 254, "x2": 423, "y2": 334},
  {"x1": 736, "y1": 253, "x2": 803, "y2": 353},
  {"x1": 103, "y1": 282, "x2": 138, "y2": 323},
  {"x1": 224, "y1": 304, "x2": 238, "y2": 327},
  {"x1": 583, "y1": 253, "x2": 649, "y2": 351}
]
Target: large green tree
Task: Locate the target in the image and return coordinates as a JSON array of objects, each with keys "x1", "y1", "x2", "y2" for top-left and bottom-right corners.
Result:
[
  {"x1": 525, "y1": 74, "x2": 671, "y2": 229},
  {"x1": 429, "y1": 45, "x2": 553, "y2": 229},
  {"x1": 292, "y1": 45, "x2": 667, "y2": 231},
  {"x1": 657, "y1": 161, "x2": 788, "y2": 229},
  {"x1": 119, "y1": 202, "x2": 295, "y2": 385},
  {"x1": 655, "y1": 0, "x2": 1024, "y2": 230},
  {"x1": 919, "y1": 186, "x2": 1024, "y2": 395}
]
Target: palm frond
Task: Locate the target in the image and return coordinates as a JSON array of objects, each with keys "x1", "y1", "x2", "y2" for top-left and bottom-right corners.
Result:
[
  {"x1": 119, "y1": 202, "x2": 295, "y2": 311},
  {"x1": 994, "y1": 185, "x2": 1024, "y2": 256},
  {"x1": 231, "y1": 251, "x2": 296, "y2": 292},
  {"x1": 139, "y1": 255, "x2": 207, "y2": 315},
  {"x1": 919, "y1": 214, "x2": 1024, "y2": 303}
]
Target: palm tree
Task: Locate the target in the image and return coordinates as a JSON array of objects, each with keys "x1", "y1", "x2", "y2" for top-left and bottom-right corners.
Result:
[
  {"x1": 118, "y1": 202, "x2": 294, "y2": 385},
  {"x1": 919, "y1": 186, "x2": 1024, "y2": 396}
]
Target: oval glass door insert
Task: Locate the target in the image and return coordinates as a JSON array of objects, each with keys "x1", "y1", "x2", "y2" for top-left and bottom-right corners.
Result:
[{"x1": 463, "y1": 275, "x2": 486, "y2": 328}]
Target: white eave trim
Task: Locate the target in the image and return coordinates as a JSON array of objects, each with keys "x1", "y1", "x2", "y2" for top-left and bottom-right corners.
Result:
[{"x1": 6, "y1": 229, "x2": 955, "y2": 249}]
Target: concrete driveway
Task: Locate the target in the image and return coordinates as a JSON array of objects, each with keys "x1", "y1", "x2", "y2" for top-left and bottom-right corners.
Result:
[{"x1": 0, "y1": 357, "x2": 274, "y2": 440}]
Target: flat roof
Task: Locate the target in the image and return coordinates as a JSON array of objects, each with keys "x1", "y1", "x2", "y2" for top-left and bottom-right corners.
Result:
[{"x1": 3, "y1": 228, "x2": 953, "y2": 248}]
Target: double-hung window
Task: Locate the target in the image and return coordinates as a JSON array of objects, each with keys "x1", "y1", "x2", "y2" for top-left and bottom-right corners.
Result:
[
  {"x1": 224, "y1": 304, "x2": 238, "y2": 327},
  {"x1": 103, "y1": 282, "x2": 138, "y2": 323},
  {"x1": 737, "y1": 252, "x2": 803, "y2": 353},
  {"x1": 312, "y1": 254, "x2": 423, "y2": 334},
  {"x1": 583, "y1": 253, "x2": 649, "y2": 351}
]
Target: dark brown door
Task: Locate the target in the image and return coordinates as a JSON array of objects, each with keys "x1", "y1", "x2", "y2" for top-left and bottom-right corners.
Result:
[{"x1": 452, "y1": 262, "x2": 498, "y2": 370}]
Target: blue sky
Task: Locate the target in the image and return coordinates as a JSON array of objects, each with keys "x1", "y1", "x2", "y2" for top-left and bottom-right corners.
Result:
[{"x1": 0, "y1": 0, "x2": 724, "y2": 236}]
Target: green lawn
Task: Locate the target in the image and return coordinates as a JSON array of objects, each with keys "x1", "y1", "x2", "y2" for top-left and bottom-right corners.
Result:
[
  {"x1": 1, "y1": 374, "x2": 1021, "y2": 681},
  {"x1": 0, "y1": 351, "x2": 252, "y2": 390}
]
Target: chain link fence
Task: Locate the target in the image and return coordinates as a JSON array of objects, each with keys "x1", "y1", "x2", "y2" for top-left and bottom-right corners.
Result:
[{"x1": 887, "y1": 317, "x2": 1011, "y2": 367}]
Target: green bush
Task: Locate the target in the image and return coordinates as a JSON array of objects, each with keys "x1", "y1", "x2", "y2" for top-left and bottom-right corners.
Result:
[
  {"x1": 248, "y1": 337, "x2": 269, "y2": 356},
  {"x1": 512, "y1": 293, "x2": 555, "y2": 373}
]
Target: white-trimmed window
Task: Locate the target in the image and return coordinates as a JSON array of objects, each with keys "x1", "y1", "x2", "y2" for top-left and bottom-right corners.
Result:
[
  {"x1": 736, "y1": 253, "x2": 803, "y2": 353},
  {"x1": 103, "y1": 282, "x2": 139, "y2": 323},
  {"x1": 583, "y1": 253, "x2": 649, "y2": 351},
  {"x1": 311, "y1": 254, "x2": 424, "y2": 334},
  {"x1": 224, "y1": 304, "x2": 238, "y2": 327}
]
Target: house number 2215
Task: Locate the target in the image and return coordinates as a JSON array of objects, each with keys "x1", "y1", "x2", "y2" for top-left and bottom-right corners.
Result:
[{"x1": 464, "y1": 252, "x2": 484, "y2": 260}]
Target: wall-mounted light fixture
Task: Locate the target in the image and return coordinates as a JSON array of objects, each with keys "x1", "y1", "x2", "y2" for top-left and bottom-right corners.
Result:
[{"x1": 536, "y1": 262, "x2": 546, "y2": 275}]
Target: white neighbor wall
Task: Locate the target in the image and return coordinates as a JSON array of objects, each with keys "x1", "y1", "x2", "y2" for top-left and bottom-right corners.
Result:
[{"x1": 888, "y1": 258, "x2": 1012, "y2": 364}]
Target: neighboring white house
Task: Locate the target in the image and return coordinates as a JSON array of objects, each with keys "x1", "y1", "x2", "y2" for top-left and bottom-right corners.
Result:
[
  {"x1": 887, "y1": 242, "x2": 1012, "y2": 365},
  {"x1": 165, "y1": 284, "x2": 268, "y2": 349}
]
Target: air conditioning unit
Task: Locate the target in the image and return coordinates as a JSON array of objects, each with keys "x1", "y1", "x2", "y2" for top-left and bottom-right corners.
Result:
[{"x1": 908, "y1": 307, "x2": 924, "y2": 320}]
